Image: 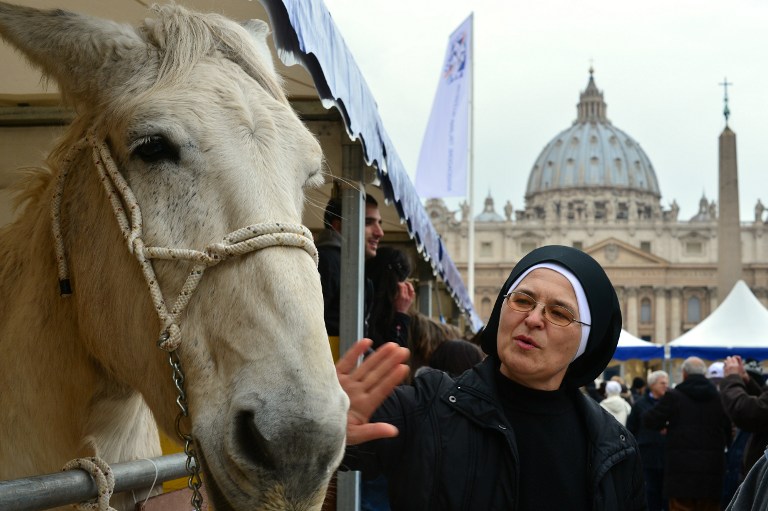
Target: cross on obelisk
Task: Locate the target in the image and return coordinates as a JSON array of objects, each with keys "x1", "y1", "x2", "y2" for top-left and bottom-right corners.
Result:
[{"x1": 719, "y1": 77, "x2": 733, "y2": 124}]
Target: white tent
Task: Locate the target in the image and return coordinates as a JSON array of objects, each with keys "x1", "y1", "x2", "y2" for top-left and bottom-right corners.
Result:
[
  {"x1": 669, "y1": 280, "x2": 768, "y2": 360},
  {"x1": 614, "y1": 329, "x2": 664, "y2": 361}
]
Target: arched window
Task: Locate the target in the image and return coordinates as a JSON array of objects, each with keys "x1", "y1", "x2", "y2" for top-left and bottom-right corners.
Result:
[
  {"x1": 640, "y1": 298, "x2": 652, "y2": 324},
  {"x1": 687, "y1": 296, "x2": 701, "y2": 323}
]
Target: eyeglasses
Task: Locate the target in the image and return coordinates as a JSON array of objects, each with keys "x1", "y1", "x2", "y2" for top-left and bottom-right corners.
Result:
[{"x1": 504, "y1": 291, "x2": 590, "y2": 327}]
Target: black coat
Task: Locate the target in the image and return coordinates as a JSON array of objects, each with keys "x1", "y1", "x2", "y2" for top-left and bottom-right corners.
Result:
[
  {"x1": 643, "y1": 374, "x2": 732, "y2": 499},
  {"x1": 626, "y1": 392, "x2": 666, "y2": 470},
  {"x1": 316, "y1": 228, "x2": 372, "y2": 336},
  {"x1": 343, "y1": 357, "x2": 646, "y2": 511}
]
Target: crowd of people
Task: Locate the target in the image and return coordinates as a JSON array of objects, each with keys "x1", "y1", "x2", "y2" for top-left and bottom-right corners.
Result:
[{"x1": 315, "y1": 195, "x2": 768, "y2": 510}]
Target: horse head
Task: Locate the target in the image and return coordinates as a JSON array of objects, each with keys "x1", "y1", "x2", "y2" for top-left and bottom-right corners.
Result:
[{"x1": 0, "y1": 3, "x2": 347, "y2": 509}]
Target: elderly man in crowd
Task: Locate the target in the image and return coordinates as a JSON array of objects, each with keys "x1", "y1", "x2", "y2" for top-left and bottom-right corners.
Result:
[
  {"x1": 643, "y1": 357, "x2": 731, "y2": 511},
  {"x1": 627, "y1": 370, "x2": 669, "y2": 511}
]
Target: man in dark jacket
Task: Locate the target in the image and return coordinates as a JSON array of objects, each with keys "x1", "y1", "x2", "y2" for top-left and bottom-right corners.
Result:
[
  {"x1": 643, "y1": 357, "x2": 732, "y2": 511},
  {"x1": 316, "y1": 194, "x2": 383, "y2": 336},
  {"x1": 627, "y1": 370, "x2": 669, "y2": 511},
  {"x1": 337, "y1": 245, "x2": 646, "y2": 510},
  {"x1": 720, "y1": 355, "x2": 768, "y2": 477}
]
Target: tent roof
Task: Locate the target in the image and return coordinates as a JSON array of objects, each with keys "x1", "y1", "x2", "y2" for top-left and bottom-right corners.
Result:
[
  {"x1": 261, "y1": 0, "x2": 481, "y2": 330},
  {"x1": 669, "y1": 280, "x2": 768, "y2": 360},
  {"x1": 614, "y1": 329, "x2": 664, "y2": 361}
]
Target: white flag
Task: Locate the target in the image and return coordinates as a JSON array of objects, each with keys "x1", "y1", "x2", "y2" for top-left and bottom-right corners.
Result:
[{"x1": 415, "y1": 14, "x2": 472, "y2": 198}]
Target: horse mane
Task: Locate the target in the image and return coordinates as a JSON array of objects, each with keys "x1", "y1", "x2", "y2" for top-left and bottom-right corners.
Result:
[{"x1": 141, "y1": 5, "x2": 286, "y2": 104}]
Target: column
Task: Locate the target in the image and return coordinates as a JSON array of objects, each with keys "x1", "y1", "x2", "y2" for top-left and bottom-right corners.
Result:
[
  {"x1": 708, "y1": 287, "x2": 718, "y2": 319},
  {"x1": 626, "y1": 288, "x2": 638, "y2": 335},
  {"x1": 669, "y1": 288, "x2": 682, "y2": 341},
  {"x1": 654, "y1": 287, "x2": 667, "y2": 344}
]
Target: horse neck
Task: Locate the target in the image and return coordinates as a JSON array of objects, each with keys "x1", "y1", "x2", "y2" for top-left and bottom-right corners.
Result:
[{"x1": 0, "y1": 165, "x2": 160, "y2": 479}]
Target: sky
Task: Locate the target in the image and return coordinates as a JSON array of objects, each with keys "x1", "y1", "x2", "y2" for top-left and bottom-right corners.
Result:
[{"x1": 321, "y1": 0, "x2": 767, "y2": 222}]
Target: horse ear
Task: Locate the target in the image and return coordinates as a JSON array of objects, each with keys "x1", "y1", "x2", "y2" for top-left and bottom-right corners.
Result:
[
  {"x1": 0, "y1": 3, "x2": 142, "y2": 106},
  {"x1": 240, "y1": 19, "x2": 276, "y2": 74}
]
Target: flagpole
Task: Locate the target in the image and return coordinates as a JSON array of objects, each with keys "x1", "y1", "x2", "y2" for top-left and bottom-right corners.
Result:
[{"x1": 467, "y1": 13, "x2": 475, "y2": 309}]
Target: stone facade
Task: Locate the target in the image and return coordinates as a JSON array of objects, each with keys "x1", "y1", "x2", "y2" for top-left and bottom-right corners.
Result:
[{"x1": 426, "y1": 71, "x2": 768, "y2": 345}]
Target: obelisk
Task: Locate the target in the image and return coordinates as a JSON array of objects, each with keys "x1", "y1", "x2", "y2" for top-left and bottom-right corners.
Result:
[{"x1": 717, "y1": 78, "x2": 742, "y2": 300}]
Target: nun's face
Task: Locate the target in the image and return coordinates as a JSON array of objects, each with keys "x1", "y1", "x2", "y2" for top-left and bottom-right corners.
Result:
[{"x1": 497, "y1": 268, "x2": 582, "y2": 390}]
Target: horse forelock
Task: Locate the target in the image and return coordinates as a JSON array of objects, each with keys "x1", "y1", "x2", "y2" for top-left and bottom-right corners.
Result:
[{"x1": 138, "y1": 5, "x2": 286, "y2": 106}]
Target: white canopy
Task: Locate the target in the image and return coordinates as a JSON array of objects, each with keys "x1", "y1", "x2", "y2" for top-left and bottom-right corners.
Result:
[
  {"x1": 669, "y1": 280, "x2": 768, "y2": 360},
  {"x1": 613, "y1": 329, "x2": 664, "y2": 361}
]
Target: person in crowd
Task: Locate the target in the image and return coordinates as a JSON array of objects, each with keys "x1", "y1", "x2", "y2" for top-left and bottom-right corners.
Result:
[
  {"x1": 419, "y1": 338, "x2": 484, "y2": 378},
  {"x1": 627, "y1": 370, "x2": 669, "y2": 511},
  {"x1": 708, "y1": 361, "x2": 725, "y2": 389},
  {"x1": 365, "y1": 246, "x2": 415, "y2": 350},
  {"x1": 316, "y1": 194, "x2": 383, "y2": 336},
  {"x1": 601, "y1": 380, "x2": 633, "y2": 426},
  {"x1": 406, "y1": 312, "x2": 466, "y2": 377},
  {"x1": 631, "y1": 376, "x2": 647, "y2": 405},
  {"x1": 583, "y1": 380, "x2": 604, "y2": 402},
  {"x1": 611, "y1": 375, "x2": 635, "y2": 405},
  {"x1": 720, "y1": 355, "x2": 768, "y2": 478},
  {"x1": 643, "y1": 357, "x2": 731, "y2": 511},
  {"x1": 336, "y1": 245, "x2": 645, "y2": 510}
]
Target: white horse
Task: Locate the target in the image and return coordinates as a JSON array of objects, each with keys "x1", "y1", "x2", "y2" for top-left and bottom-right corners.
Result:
[{"x1": 0, "y1": 3, "x2": 347, "y2": 510}]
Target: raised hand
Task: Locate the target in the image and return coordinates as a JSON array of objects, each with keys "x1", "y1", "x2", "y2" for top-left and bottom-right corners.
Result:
[
  {"x1": 336, "y1": 339, "x2": 410, "y2": 445},
  {"x1": 394, "y1": 280, "x2": 416, "y2": 313}
]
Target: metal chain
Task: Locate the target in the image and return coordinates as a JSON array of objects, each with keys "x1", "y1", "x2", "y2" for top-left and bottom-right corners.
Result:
[{"x1": 170, "y1": 350, "x2": 204, "y2": 511}]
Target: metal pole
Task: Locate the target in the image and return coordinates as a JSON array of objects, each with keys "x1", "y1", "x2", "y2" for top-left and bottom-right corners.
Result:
[
  {"x1": 417, "y1": 259, "x2": 434, "y2": 316},
  {"x1": 466, "y1": 13, "x2": 476, "y2": 307},
  {"x1": 337, "y1": 142, "x2": 366, "y2": 511},
  {"x1": 0, "y1": 453, "x2": 188, "y2": 511}
]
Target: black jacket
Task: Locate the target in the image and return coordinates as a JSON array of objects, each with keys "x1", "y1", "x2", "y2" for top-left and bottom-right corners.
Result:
[
  {"x1": 344, "y1": 357, "x2": 646, "y2": 511},
  {"x1": 316, "y1": 228, "x2": 371, "y2": 336},
  {"x1": 643, "y1": 374, "x2": 731, "y2": 499},
  {"x1": 626, "y1": 392, "x2": 666, "y2": 470}
]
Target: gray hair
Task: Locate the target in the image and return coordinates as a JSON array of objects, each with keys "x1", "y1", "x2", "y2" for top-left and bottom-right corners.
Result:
[
  {"x1": 682, "y1": 357, "x2": 707, "y2": 376},
  {"x1": 647, "y1": 370, "x2": 669, "y2": 386}
]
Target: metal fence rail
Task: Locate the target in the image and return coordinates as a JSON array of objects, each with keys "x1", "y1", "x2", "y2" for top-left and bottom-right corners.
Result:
[{"x1": 0, "y1": 453, "x2": 189, "y2": 511}]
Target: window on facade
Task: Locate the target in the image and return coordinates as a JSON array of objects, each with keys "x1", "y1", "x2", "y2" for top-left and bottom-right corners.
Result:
[
  {"x1": 572, "y1": 241, "x2": 583, "y2": 250},
  {"x1": 687, "y1": 296, "x2": 701, "y2": 323},
  {"x1": 480, "y1": 241, "x2": 493, "y2": 257},
  {"x1": 640, "y1": 241, "x2": 651, "y2": 253},
  {"x1": 686, "y1": 241, "x2": 703, "y2": 255},
  {"x1": 521, "y1": 241, "x2": 537, "y2": 254},
  {"x1": 640, "y1": 298, "x2": 652, "y2": 324}
]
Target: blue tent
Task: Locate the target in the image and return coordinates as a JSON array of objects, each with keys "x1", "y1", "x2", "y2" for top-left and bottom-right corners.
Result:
[{"x1": 613, "y1": 329, "x2": 664, "y2": 361}]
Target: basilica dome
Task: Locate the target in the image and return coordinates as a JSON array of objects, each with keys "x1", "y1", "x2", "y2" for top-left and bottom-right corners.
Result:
[{"x1": 525, "y1": 70, "x2": 661, "y2": 202}]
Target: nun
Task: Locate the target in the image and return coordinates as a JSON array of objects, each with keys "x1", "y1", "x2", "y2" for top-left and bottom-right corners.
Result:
[{"x1": 338, "y1": 245, "x2": 646, "y2": 510}]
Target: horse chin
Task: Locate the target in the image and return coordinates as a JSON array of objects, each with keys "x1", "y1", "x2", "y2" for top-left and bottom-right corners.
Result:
[{"x1": 197, "y1": 441, "x2": 329, "y2": 511}]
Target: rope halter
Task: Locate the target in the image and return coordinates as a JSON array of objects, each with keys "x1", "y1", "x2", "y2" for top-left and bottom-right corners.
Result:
[{"x1": 51, "y1": 131, "x2": 319, "y2": 352}]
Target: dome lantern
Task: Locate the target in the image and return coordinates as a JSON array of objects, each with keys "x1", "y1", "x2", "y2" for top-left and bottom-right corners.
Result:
[{"x1": 576, "y1": 67, "x2": 609, "y2": 124}]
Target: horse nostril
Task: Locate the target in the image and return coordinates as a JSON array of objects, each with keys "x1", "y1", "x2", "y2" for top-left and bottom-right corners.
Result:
[{"x1": 235, "y1": 411, "x2": 276, "y2": 471}]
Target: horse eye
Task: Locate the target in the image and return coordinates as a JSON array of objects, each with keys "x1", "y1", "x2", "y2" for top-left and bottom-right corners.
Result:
[{"x1": 133, "y1": 135, "x2": 179, "y2": 163}]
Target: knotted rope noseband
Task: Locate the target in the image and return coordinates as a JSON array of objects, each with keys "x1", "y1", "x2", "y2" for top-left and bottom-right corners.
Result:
[{"x1": 51, "y1": 131, "x2": 318, "y2": 351}]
